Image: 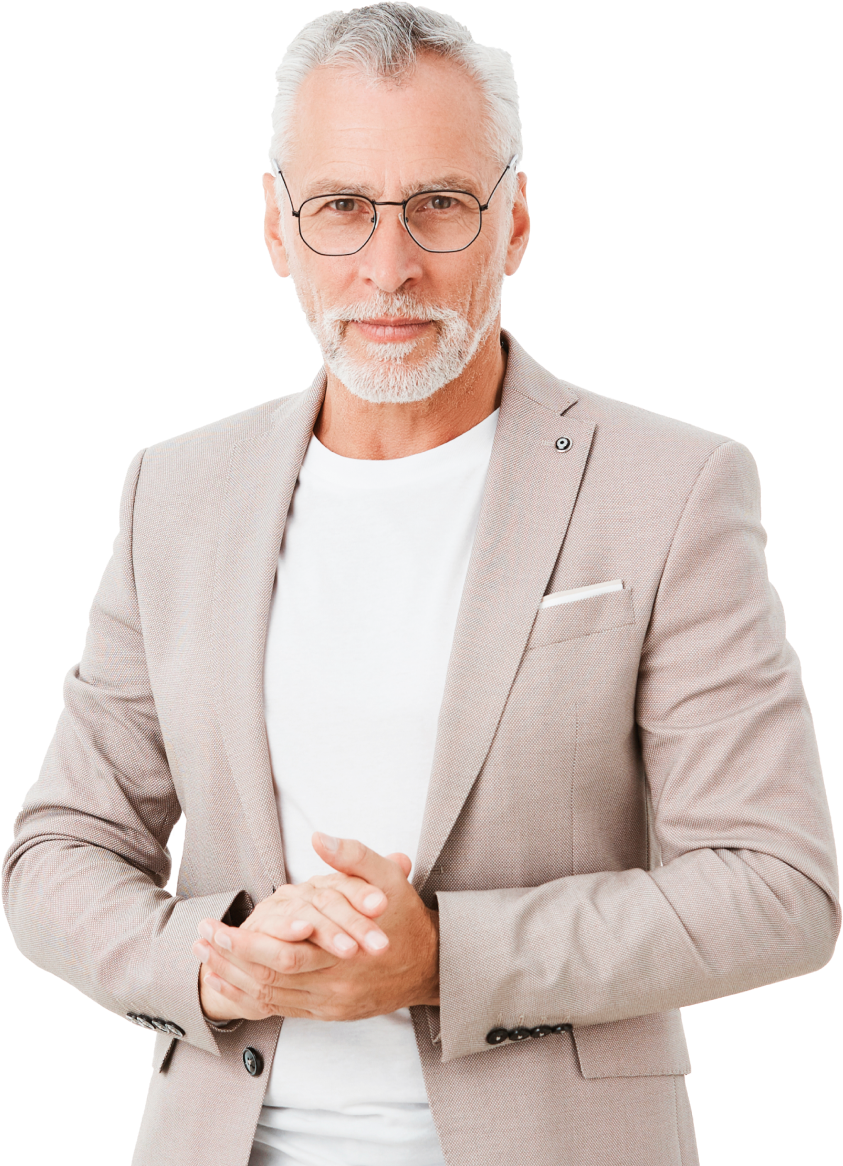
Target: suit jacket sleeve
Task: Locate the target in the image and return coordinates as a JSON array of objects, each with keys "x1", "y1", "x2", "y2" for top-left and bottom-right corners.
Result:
[
  {"x1": 2, "y1": 450, "x2": 251, "y2": 1057},
  {"x1": 433, "y1": 439, "x2": 840, "y2": 1062}
]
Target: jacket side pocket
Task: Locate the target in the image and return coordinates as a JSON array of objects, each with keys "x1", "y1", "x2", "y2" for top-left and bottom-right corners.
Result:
[{"x1": 571, "y1": 1009, "x2": 691, "y2": 1079}]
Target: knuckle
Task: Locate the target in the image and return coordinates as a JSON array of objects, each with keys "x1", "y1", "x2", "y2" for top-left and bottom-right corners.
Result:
[
  {"x1": 347, "y1": 839, "x2": 366, "y2": 863},
  {"x1": 252, "y1": 961, "x2": 275, "y2": 986},
  {"x1": 290, "y1": 889, "x2": 312, "y2": 911},
  {"x1": 255, "y1": 982, "x2": 275, "y2": 1006},
  {"x1": 279, "y1": 947, "x2": 301, "y2": 974},
  {"x1": 312, "y1": 887, "x2": 337, "y2": 911}
]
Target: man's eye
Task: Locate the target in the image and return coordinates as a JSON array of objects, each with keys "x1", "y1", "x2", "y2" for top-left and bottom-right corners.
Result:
[
  {"x1": 328, "y1": 198, "x2": 363, "y2": 213},
  {"x1": 428, "y1": 195, "x2": 457, "y2": 211}
]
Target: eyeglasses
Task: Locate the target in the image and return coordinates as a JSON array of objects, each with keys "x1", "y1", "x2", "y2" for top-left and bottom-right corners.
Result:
[{"x1": 270, "y1": 155, "x2": 518, "y2": 256}]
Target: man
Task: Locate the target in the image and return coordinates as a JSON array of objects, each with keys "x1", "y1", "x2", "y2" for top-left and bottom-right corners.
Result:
[{"x1": 3, "y1": 4, "x2": 839, "y2": 1165}]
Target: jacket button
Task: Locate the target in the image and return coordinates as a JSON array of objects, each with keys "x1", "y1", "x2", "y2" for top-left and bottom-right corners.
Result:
[
  {"x1": 555, "y1": 436, "x2": 572, "y2": 452},
  {"x1": 485, "y1": 1028, "x2": 509, "y2": 1045},
  {"x1": 150, "y1": 1018, "x2": 169, "y2": 1032},
  {"x1": 530, "y1": 1025, "x2": 553, "y2": 1038},
  {"x1": 243, "y1": 1047, "x2": 264, "y2": 1077},
  {"x1": 128, "y1": 1013, "x2": 156, "y2": 1030},
  {"x1": 508, "y1": 1027, "x2": 531, "y2": 1041},
  {"x1": 550, "y1": 1023, "x2": 573, "y2": 1033},
  {"x1": 162, "y1": 1022, "x2": 185, "y2": 1037}
]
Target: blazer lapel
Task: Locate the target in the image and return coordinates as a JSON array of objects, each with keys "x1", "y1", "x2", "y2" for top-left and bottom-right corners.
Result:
[
  {"x1": 209, "y1": 340, "x2": 590, "y2": 896},
  {"x1": 413, "y1": 338, "x2": 594, "y2": 895},
  {"x1": 211, "y1": 371, "x2": 326, "y2": 889}
]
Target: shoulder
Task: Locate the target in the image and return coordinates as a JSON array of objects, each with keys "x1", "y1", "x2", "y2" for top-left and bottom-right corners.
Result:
[
  {"x1": 568, "y1": 385, "x2": 758, "y2": 505},
  {"x1": 143, "y1": 394, "x2": 288, "y2": 467},
  {"x1": 571, "y1": 385, "x2": 729, "y2": 451},
  {"x1": 128, "y1": 372, "x2": 325, "y2": 533},
  {"x1": 505, "y1": 332, "x2": 733, "y2": 462},
  {"x1": 137, "y1": 367, "x2": 324, "y2": 484}
]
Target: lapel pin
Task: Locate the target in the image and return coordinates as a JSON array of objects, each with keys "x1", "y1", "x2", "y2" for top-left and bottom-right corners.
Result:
[{"x1": 555, "y1": 436, "x2": 572, "y2": 452}]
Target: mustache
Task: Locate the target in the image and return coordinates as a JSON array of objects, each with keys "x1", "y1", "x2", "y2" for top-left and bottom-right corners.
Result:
[{"x1": 321, "y1": 293, "x2": 462, "y2": 326}]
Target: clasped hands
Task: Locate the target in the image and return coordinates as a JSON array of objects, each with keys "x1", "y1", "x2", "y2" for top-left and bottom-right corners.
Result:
[{"x1": 192, "y1": 832, "x2": 440, "y2": 1024}]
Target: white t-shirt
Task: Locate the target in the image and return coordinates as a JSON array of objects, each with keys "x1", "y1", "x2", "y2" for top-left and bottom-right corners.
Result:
[{"x1": 251, "y1": 407, "x2": 499, "y2": 1166}]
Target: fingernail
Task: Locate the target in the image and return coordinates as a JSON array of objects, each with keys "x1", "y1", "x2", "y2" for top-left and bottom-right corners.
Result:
[
  {"x1": 363, "y1": 892, "x2": 385, "y2": 911},
  {"x1": 215, "y1": 931, "x2": 232, "y2": 951},
  {"x1": 334, "y1": 934, "x2": 356, "y2": 953},
  {"x1": 319, "y1": 833, "x2": 339, "y2": 852},
  {"x1": 194, "y1": 940, "x2": 211, "y2": 959},
  {"x1": 197, "y1": 920, "x2": 214, "y2": 941},
  {"x1": 366, "y1": 931, "x2": 388, "y2": 951},
  {"x1": 290, "y1": 919, "x2": 310, "y2": 934}
]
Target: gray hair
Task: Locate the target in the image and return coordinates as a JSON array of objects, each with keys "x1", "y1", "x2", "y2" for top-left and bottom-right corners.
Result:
[{"x1": 270, "y1": 3, "x2": 522, "y2": 177}]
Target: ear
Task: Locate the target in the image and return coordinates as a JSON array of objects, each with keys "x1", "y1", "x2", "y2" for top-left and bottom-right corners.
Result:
[
  {"x1": 504, "y1": 171, "x2": 530, "y2": 277},
  {"x1": 262, "y1": 171, "x2": 291, "y2": 278}
]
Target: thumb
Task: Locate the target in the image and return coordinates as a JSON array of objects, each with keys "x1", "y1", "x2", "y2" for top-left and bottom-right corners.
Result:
[{"x1": 311, "y1": 833, "x2": 408, "y2": 892}]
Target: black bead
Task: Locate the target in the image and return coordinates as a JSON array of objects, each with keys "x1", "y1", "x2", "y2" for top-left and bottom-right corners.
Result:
[
  {"x1": 485, "y1": 1027, "x2": 509, "y2": 1045},
  {"x1": 507, "y1": 1027, "x2": 532, "y2": 1041},
  {"x1": 530, "y1": 1025, "x2": 554, "y2": 1038},
  {"x1": 243, "y1": 1046, "x2": 264, "y2": 1077},
  {"x1": 550, "y1": 1023, "x2": 573, "y2": 1033}
]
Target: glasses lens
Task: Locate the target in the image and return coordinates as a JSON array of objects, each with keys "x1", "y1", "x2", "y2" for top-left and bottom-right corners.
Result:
[
  {"x1": 298, "y1": 195, "x2": 375, "y2": 255},
  {"x1": 405, "y1": 190, "x2": 482, "y2": 252}
]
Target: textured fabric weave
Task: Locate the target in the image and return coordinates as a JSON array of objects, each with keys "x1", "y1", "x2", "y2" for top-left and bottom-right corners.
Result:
[
  {"x1": 256, "y1": 410, "x2": 497, "y2": 1163},
  {"x1": 3, "y1": 333, "x2": 839, "y2": 1166}
]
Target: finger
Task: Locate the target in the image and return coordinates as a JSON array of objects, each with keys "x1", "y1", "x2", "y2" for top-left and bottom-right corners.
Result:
[
  {"x1": 233, "y1": 895, "x2": 387, "y2": 957},
  {"x1": 311, "y1": 833, "x2": 409, "y2": 894},
  {"x1": 309, "y1": 872, "x2": 390, "y2": 918},
  {"x1": 195, "y1": 923, "x2": 340, "y2": 988},
  {"x1": 203, "y1": 968, "x2": 315, "y2": 1020},
  {"x1": 200, "y1": 969, "x2": 264, "y2": 1023},
  {"x1": 294, "y1": 889, "x2": 390, "y2": 955},
  {"x1": 239, "y1": 913, "x2": 315, "y2": 941},
  {"x1": 193, "y1": 928, "x2": 335, "y2": 984},
  {"x1": 196, "y1": 942, "x2": 270, "y2": 1007},
  {"x1": 237, "y1": 881, "x2": 391, "y2": 956},
  {"x1": 194, "y1": 938, "x2": 325, "y2": 1013}
]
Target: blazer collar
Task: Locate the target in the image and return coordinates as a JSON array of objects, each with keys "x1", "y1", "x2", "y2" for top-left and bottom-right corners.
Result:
[{"x1": 210, "y1": 335, "x2": 592, "y2": 893}]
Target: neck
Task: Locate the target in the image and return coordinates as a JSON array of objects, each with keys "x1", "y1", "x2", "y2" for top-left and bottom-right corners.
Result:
[{"x1": 313, "y1": 321, "x2": 506, "y2": 460}]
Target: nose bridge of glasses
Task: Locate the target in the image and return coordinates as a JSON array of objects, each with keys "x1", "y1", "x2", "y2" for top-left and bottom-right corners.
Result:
[{"x1": 370, "y1": 201, "x2": 410, "y2": 234}]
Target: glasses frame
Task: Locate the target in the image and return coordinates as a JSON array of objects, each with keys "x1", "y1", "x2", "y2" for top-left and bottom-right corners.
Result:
[{"x1": 271, "y1": 155, "x2": 519, "y2": 257}]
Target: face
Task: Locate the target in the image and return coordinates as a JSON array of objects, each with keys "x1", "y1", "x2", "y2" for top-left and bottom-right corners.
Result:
[{"x1": 263, "y1": 54, "x2": 530, "y2": 404}]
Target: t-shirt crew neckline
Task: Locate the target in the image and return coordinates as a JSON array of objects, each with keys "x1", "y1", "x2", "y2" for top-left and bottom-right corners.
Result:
[{"x1": 302, "y1": 406, "x2": 500, "y2": 488}]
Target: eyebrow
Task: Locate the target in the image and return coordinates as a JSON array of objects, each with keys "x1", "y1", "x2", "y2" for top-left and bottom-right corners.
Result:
[{"x1": 300, "y1": 174, "x2": 482, "y2": 201}]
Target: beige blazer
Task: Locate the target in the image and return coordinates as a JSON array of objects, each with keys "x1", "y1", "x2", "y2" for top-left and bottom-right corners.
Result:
[{"x1": 4, "y1": 333, "x2": 839, "y2": 1166}]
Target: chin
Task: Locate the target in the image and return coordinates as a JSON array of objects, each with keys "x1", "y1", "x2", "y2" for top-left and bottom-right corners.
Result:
[{"x1": 329, "y1": 356, "x2": 451, "y2": 405}]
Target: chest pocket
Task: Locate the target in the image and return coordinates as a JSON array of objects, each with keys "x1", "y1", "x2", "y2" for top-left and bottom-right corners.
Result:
[{"x1": 526, "y1": 586, "x2": 635, "y2": 651}]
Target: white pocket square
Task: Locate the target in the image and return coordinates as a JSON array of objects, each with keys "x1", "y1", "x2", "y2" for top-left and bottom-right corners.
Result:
[{"x1": 539, "y1": 579, "x2": 624, "y2": 609}]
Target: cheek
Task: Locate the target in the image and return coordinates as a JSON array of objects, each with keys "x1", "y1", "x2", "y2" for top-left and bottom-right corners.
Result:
[{"x1": 291, "y1": 253, "x2": 371, "y2": 306}]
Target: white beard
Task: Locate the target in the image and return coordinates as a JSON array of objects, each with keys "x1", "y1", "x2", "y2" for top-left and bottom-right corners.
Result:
[{"x1": 287, "y1": 250, "x2": 506, "y2": 404}]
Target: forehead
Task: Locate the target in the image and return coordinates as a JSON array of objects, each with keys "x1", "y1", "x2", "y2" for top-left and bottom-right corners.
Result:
[{"x1": 289, "y1": 55, "x2": 491, "y2": 191}]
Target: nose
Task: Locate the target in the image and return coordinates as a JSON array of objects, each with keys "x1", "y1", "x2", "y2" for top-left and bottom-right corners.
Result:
[{"x1": 355, "y1": 207, "x2": 425, "y2": 294}]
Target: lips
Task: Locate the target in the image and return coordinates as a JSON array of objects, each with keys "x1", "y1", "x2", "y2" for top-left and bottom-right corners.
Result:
[{"x1": 352, "y1": 319, "x2": 432, "y2": 342}]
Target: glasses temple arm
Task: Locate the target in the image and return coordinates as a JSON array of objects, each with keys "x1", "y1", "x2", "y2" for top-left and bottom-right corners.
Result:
[
  {"x1": 479, "y1": 155, "x2": 520, "y2": 212},
  {"x1": 270, "y1": 160, "x2": 300, "y2": 218}
]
